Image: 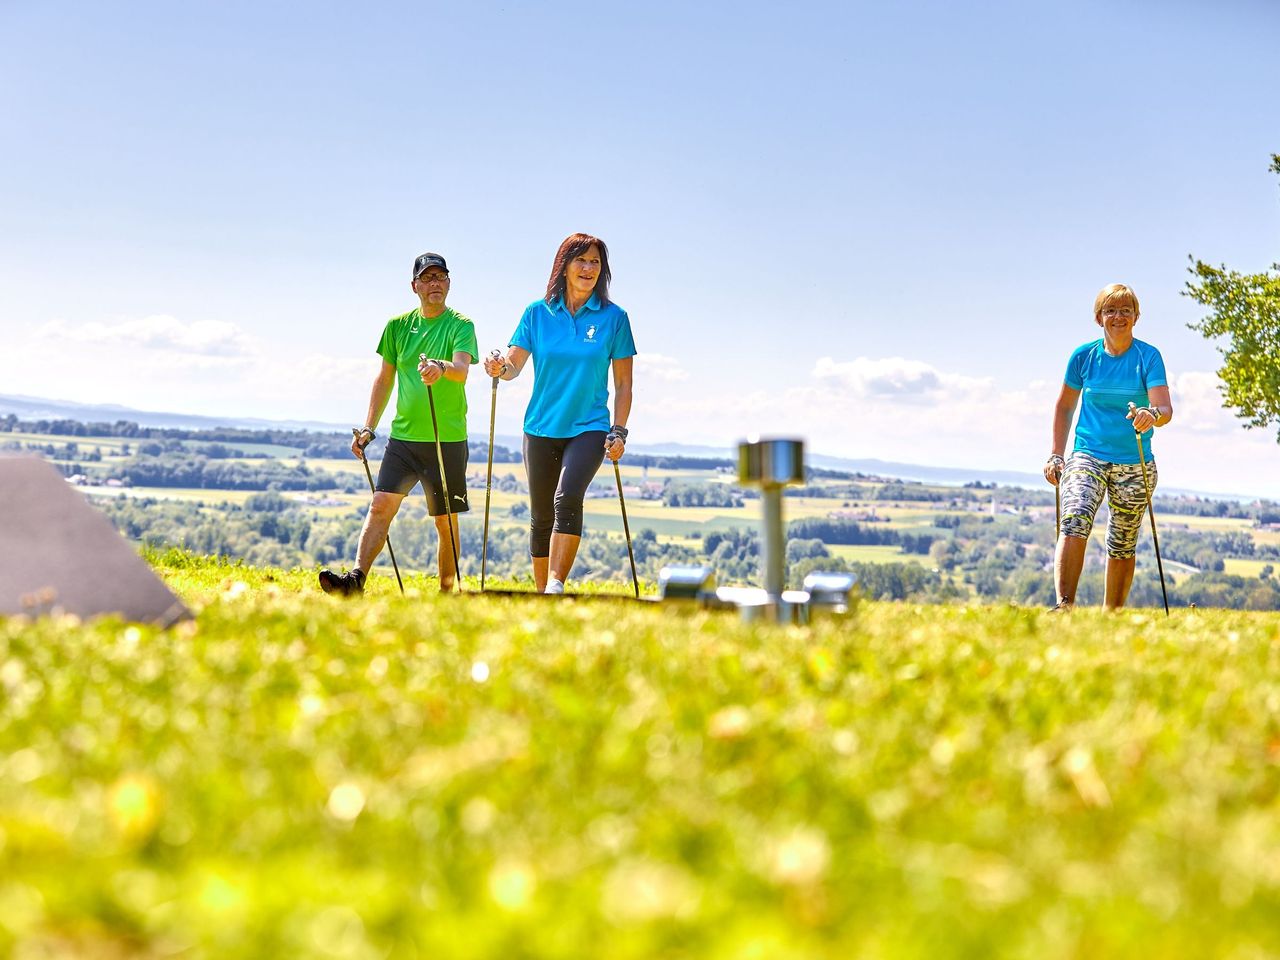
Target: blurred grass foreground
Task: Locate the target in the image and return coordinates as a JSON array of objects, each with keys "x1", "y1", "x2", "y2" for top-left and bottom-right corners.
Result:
[{"x1": 2, "y1": 550, "x2": 1280, "y2": 959}]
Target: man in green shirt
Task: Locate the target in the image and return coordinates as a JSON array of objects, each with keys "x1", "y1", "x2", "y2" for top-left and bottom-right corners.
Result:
[{"x1": 319, "y1": 252, "x2": 479, "y2": 595}]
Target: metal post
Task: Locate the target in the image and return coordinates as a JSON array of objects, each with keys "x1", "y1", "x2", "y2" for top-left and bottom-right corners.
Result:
[
  {"x1": 761, "y1": 482, "x2": 785, "y2": 598},
  {"x1": 737, "y1": 438, "x2": 805, "y2": 617}
]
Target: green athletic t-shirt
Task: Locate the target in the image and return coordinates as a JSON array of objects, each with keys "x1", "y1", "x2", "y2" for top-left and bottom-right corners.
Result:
[{"x1": 376, "y1": 307, "x2": 479, "y2": 442}]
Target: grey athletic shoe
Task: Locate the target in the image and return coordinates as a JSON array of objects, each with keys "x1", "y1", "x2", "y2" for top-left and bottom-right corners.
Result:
[
  {"x1": 544, "y1": 578, "x2": 565, "y2": 595},
  {"x1": 319, "y1": 568, "x2": 365, "y2": 597}
]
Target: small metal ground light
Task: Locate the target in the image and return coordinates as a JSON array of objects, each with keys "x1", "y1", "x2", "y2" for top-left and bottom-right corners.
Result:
[
  {"x1": 738, "y1": 437, "x2": 805, "y2": 600},
  {"x1": 658, "y1": 564, "x2": 718, "y2": 600},
  {"x1": 803, "y1": 571, "x2": 859, "y2": 616},
  {"x1": 658, "y1": 578, "x2": 857, "y2": 624},
  {"x1": 657, "y1": 441, "x2": 857, "y2": 623}
]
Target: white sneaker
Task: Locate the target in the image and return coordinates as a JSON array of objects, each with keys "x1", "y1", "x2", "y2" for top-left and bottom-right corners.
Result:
[{"x1": 544, "y1": 578, "x2": 565, "y2": 595}]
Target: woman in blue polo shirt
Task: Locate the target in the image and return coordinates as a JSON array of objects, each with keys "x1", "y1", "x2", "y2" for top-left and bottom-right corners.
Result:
[
  {"x1": 485, "y1": 233, "x2": 637, "y2": 594},
  {"x1": 1043, "y1": 283, "x2": 1174, "y2": 611}
]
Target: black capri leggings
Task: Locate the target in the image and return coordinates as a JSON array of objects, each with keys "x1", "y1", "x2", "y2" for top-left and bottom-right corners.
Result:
[{"x1": 523, "y1": 431, "x2": 607, "y2": 557}]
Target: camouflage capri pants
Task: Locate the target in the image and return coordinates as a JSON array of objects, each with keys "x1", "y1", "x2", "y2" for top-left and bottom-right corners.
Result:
[{"x1": 1059, "y1": 450, "x2": 1156, "y2": 560}]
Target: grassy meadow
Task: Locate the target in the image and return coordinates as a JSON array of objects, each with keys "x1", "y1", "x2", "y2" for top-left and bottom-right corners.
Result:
[{"x1": 3, "y1": 553, "x2": 1280, "y2": 958}]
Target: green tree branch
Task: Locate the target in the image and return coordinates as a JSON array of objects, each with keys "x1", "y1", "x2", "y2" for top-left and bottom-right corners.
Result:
[{"x1": 1184, "y1": 153, "x2": 1280, "y2": 441}]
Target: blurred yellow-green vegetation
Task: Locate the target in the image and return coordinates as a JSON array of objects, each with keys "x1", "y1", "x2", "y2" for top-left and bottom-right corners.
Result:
[{"x1": 3, "y1": 550, "x2": 1280, "y2": 958}]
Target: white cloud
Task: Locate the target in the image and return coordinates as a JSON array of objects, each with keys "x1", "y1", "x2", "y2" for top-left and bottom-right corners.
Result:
[
  {"x1": 35, "y1": 315, "x2": 257, "y2": 358},
  {"x1": 812, "y1": 356, "x2": 992, "y2": 401},
  {"x1": 1168, "y1": 369, "x2": 1239, "y2": 433},
  {"x1": 635, "y1": 353, "x2": 689, "y2": 382},
  {"x1": 629, "y1": 358, "x2": 1280, "y2": 497},
  {"x1": 6, "y1": 320, "x2": 1279, "y2": 498},
  {"x1": 6, "y1": 313, "x2": 375, "y2": 422},
  {"x1": 626, "y1": 358, "x2": 1033, "y2": 465}
]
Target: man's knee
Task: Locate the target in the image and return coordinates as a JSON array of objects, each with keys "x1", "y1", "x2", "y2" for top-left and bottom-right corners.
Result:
[{"x1": 369, "y1": 492, "x2": 402, "y2": 522}]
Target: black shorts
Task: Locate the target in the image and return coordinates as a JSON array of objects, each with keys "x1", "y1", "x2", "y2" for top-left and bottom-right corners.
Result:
[{"x1": 375, "y1": 438, "x2": 470, "y2": 516}]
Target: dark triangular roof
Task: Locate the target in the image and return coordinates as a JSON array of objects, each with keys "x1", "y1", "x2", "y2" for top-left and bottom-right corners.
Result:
[{"x1": 0, "y1": 457, "x2": 189, "y2": 625}]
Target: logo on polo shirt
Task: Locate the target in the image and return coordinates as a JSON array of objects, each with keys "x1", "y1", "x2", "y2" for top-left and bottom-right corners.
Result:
[{"x1": 583, "y1": 324, "x2": 597, "y2": 343}]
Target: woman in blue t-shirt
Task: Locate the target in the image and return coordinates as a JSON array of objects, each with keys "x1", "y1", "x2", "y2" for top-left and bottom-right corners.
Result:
[
  {"x1": 1043, "y1": 283, "x2": 1174, "y2": 611},
  {"x1": 485, "y1": 233, "x2": 637, "y2": 594}
]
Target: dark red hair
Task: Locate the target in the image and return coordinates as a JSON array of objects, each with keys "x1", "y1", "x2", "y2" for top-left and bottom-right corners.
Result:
[{"x1": 544, "y1": 233, "x2": 611, "y2": 305}]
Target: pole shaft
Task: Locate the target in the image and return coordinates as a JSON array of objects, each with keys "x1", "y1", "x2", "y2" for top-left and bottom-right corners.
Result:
[
  {"x1": 426, "y1": 384, "x2": 462, "y2": 592},
  {"x1": 1135, "y1": 431, "x2": 1169, "y2": 616},
  {"x1": 360, "y1": 451, "x2": 404, "y2": 594},
  {"x1": 482, "y1": 376, "x2": 498, "y2": 591},
  {"x1": 614, "y1": 460, "x2": 640, "y2": 598}
]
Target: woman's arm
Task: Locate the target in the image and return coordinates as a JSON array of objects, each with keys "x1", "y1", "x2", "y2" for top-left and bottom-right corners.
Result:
[
  {"x1": 1147, "y1": 385, "x2": 1173, "y2": 426},
  {"x1": 1044, "y1": 383, "x2": 1080, "y2": 484},
  {"x1": 486, "y1": 346, "x2": 530, "y2": 381},
  {"x1": 1128, "y1": 385, "x2": 1173, "y2": 432},
  {"x1": 604, "y1": 357, "x2": 634, "y2": 463},
  {"x1": 610, "y1": 356, "x2": 633, "y2": 427},
  {"x1": 1051, "y1": 383, "x2": 1080, "y2": 456}
]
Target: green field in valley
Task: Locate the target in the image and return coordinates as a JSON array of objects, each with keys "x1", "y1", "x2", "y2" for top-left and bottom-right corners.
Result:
[
  {"x1": 1223, "y1": 557, "x2": 1275, "y2": 578},
  {"x1": 827, "y1": 543, "x2": 929, "y2": 567},
  {"x1": 12, "y1": 419, "x2": 1280, "y2": 611},
  {"x1": 3, "y1": 553, "x2": 1280, "y2": 958}
]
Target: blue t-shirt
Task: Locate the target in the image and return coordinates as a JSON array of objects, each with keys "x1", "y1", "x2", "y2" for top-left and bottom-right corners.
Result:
[
  {"x1": 509, "y1": 294, "x2": 637, "y2": 437},
  {"x1": 1064, "y1": 338, "x2": 1167, "y2": 464}
]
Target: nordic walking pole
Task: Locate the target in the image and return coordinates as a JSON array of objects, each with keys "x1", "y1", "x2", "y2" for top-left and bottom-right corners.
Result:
[
  {"x1": 481, "y1": 350, "x2": 503, "y2": 592},
  {"x1": 613, "y1": 459, "x2": 640, "y2": 599},
  {"x1": 353, "y1": 429, "x2": 404, "y2": 595},
  {"x1": 1129, "y1": 403, "x2": 1169, "y2": 616},
  {"x1": 422, "y1": 356, "x2": 462, "y2": 593}
]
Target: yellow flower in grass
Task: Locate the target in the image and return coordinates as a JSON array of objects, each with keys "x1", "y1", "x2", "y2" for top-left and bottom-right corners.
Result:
[{"x1": 107, "y1": 772, "x2": 161, "y2": 840}]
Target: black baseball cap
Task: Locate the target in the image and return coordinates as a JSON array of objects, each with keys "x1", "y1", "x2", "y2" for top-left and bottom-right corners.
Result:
[{"x1": 413, "y1": 252, "x2": 449, "y2": 280}]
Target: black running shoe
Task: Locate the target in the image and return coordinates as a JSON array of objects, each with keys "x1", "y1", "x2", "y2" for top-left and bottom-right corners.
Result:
[{"x1": 319, "y1": 568, "x2": 365, "y2": 597}]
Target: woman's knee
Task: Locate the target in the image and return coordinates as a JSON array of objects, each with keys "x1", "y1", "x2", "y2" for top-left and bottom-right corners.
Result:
[
  {"x1": 1105, "y1": 509, "x2": 1143, "y2": 558},
  {"x1": 1060, "y1": 513, "x2": 1094, "y2": 540},
  {"x1": 552, "y1": 490, "x2": 585, "y2": 536},
  {"x1": 1105, "y1": 464, "x2": 1152, "y2": 556},
  {"x1": 529, "y1": 514, "x2": 553, "y2": 557}
]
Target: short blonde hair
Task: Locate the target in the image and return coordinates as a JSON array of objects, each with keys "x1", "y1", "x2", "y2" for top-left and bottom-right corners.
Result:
[{"x1": 1093, "y1": 283, "x2": 1140, "y2": 318}]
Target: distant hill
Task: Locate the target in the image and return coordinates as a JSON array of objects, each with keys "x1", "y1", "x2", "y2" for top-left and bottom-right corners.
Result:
[
  {"x1": 0, "y1": 392, "x2": 1258, "y2": 499},
  {"x1": 0, "y1": 393, "x2": 347, "y2": 434}
]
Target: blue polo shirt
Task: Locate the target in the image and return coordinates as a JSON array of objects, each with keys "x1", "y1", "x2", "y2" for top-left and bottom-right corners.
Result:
[
  {"x1": 509, "y1": 294, "x2": 637, "y2": 438},
  {"x1": 1065, "y1": 338, "x2": 1168, "y2": 464}
]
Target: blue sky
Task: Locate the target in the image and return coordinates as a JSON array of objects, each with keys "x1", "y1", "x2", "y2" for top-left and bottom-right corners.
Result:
[{"x1": 3, "y1": 0, "x2": 1279, "y2": 495}]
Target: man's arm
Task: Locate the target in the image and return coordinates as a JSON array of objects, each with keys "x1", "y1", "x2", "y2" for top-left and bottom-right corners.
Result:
[
  {"x1": 418, "y1": 351, "x2": 473, "y2": 385},
  {"x1": 352, "y1": 360, "x2": 396, "y2": 458}
]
